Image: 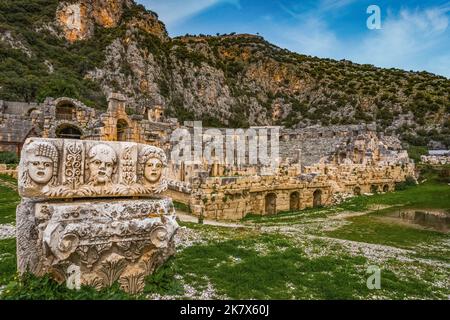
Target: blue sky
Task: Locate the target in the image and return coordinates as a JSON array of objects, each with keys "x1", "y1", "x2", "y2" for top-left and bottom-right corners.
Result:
[{"x1": 138, "y1": 0, "x2": 450, "y2": 78}]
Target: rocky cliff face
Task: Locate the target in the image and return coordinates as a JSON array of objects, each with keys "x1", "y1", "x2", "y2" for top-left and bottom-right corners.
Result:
[
  {"x1": 56, "y1": 0, "x2": 166, "y2": 42},
  {"x1": 0, "y1": 0, "x2": 449, "y2": 148}
]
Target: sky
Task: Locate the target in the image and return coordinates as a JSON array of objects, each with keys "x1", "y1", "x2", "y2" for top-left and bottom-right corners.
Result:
[{"x1": 138, "y1": 0, "x2": 450, "y2": 78}]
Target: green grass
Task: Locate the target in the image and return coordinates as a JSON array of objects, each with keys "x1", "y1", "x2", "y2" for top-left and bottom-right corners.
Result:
[
  {"x1": 0, "y1": 170, "x2": 449, "y2": 300},
  {"x1": 173, "y1": 234, "x2": 367, "y2": 299},
  {"x1": 0, "y1": 239, "x2": 16, "y2": 287},
  {"x1": 161, "y1": 232, "x2": 448, "y2": 299},
  {"x1": 354, "y1": 181, "x2": 450, "y2": 210},
  {"x1": 242, "y1": 178, "x2": 450, "y2": 227},
  {"x1": 325, "y1": 214, "x2": 447, "y2": 250},
  {"x1": 0, "y1": 175, "x2": 19, "y2": 224}
]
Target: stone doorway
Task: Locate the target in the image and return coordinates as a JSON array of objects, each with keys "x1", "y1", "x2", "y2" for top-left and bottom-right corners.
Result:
[
  {"x1": 383, "y1": 185, "x2": 389, "y2": 192},
  {"x1": 354, "y1": 186, "x2": 361, "y2": 196},
  {"x1": 313, "y1": 189, "x2": 322, "y2": 208},
  {"x1": 290, "y1": 192, "x2": 300, "y2": 211},
  {"x1": 55, "y1": 124, "x2": 82, "y2": 139},
  {"x1": 116, "y1": 119, "x2": 128, "y2": 141},
  {"x1": 265, "y1": 193, "x2": 277, "y2": 215}
]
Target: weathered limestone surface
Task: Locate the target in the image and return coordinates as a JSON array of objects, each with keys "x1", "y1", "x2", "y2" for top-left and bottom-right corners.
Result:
[
  {"x1": 16, "y1": 138, "x2": 178, "y2": 294},
  {"x1": 167, "y1": 127, "x2": 416, "y2": 220},
  {"x1": 56, "y1": 0, "x2": 167, "y2": 42},
  {"x1": 421, "y1": 154, "x2": 450, "y2": 165},
  {"x1": 0, "y1": 95, "x2": 176, "y2": 154},
  {"x1": 56, "y1": 0, "x2": 128, "y2": 42}
]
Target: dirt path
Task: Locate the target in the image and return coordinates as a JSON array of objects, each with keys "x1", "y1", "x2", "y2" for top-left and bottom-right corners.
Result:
[{"x1": 177, "y1": 212, "x2": 252, "y2": 229}]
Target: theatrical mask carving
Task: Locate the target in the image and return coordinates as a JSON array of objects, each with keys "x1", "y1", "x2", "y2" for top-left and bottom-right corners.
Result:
[
  {"x1": 86, "y1": 144, "x2": 117, "y2": 186},
  {"x1": 21, "y1": 141, "x2": 58, "y2": 187},
  {"x1": 133, "y1": 145, "x2": 168, "y2": 195},
  {"x1": 18, "y1": 139, "x2": 170, "y2": 198},
  {"x1": 78, "y1": 143, "x2": 126, "y2": 196},
  {"x1": 145, "y1": 158, "x2": 163, "y2": 183}
]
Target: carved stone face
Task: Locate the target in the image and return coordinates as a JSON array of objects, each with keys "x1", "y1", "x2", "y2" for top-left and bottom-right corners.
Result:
[
  {"x1": 88, "y1": 145, "x2": 116, "y2": 185},
  {"x1": 27, "y1": 154, "x2": 54, "y2": 185},
  {"x1": 144, "y1": 158, "x2": 163, "y2": 183}
]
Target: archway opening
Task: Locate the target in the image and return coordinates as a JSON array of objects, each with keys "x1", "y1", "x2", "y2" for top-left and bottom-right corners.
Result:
[
  {"x1": 371, "y1": 185, "x2": 378, "y2": 194},
  {"x1": 265, "y1": 193, "x2": 277, "y2": 215},
  {"x1": 55, "y1": 102, "x2": 76, "y2": 121},
  {"x1": 26, "y1": 108, "x2": 38, "y2": 117},
  {"x1": 290, "y1": 192, "x2": 300, "y2": 211},
  {"x1": 313, "y1": 189, "x2": 322, "y2": 208},
  {"x1": 354, "y1": 186, "x2": 361, "y2": 196},
  {"x1": 383, "y1": 185, "x2": 389, "y2": 193},
  {"x1": 55, "y1": 124, "x2": 82, "y2": 139},
  {"x1": 116, "y1": 119, "x2": 129, "y2": 141}
]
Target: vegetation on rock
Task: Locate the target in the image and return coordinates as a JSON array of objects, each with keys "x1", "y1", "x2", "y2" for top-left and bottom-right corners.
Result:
[{"x1": 0, "y1": 0, "x2": 449, "y2": 148}]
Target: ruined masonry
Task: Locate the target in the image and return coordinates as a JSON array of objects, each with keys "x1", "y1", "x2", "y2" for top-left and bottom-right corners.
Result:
[{"x1": 16, "y1": 138, "x2": 179, "y2": 294}]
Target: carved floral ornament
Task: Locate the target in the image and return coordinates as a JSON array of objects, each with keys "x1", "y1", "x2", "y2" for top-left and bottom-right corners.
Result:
[
  {"x1": 19, "y1": 198, "x2": 179, "y2": 294},
  {"x1": 18, "y1": 138, "x2": 169, "y2": 199}
]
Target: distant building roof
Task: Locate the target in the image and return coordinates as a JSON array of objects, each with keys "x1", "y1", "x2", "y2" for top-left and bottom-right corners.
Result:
[{"x1": 428, "y1": 150, "x2": 450, "y2": 156}]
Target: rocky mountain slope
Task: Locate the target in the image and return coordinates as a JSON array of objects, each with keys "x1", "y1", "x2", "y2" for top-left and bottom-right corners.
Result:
[{"x1": 0, "y1": 0, "x2": 449, "y2": 147}]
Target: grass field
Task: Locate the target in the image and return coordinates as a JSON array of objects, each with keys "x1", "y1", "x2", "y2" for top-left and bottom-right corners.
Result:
[{"x1": 0, "y1": 168, "x2": 449, "y2": 300}]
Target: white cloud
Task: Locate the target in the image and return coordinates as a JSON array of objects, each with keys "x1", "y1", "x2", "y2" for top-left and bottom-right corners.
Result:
[
  {"x1": 319, "y1": 0, "x2": 358, "y2": 12},
  {"x1": 275, "y1": 1, "x2": 346, "y2": 58},
  {"x1": 140, "y1": 0, "x2": 240, "y2": 27},
  {"x1": 275, "y1": 3, "x2": 450, "y2": 77},
  {"x1": 276, "y1": 17, "x2": 341, "y2": 58},
  {"x1": 351, "y1": 6, "x2": 450, "y2": 76}
]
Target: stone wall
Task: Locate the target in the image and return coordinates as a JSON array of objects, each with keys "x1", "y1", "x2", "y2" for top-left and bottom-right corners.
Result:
[
  {"x1": 166, "y1": 127, "x2": 416, "y2": 220},
  {"x1": 183, "y1": 161, "x2": 413, "y2": 221},
  {"x1": 2, "y1": 95, "x2": 416, "y2": 221},
  {"x1": 279, "y1": 124, "x2": 378, "y2": 166},
  {"x1": 0, "y1": 94, "x2": 177, "y2": 155},
  {"x1": 421, "y1": 155, "x2": 450, "y2": 165}
]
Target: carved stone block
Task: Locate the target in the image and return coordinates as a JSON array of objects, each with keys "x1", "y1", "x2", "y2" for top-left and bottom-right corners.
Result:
[
  {"x1": 17, "y1": 198, "x2": 178, "y2": 293},
  {"x1": 16, "y1": 138, "x2": 179, "y2": 294},
  {"x1": 18, "y1": 138, "x2": 168, "y2": 199}
]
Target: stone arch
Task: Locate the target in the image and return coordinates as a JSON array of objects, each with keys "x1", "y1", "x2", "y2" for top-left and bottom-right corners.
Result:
[
  {"x1": 265, "y1": 193, "x2": 277, "y2": 215},
  {"x1": 290, "y1": 191, "x2": 300, "y2": 211},
  {"x1": 313, "y1": 189, "x2": 322, "y2": 208},
  {"x1": 383, "y1": 185, "x2": 389, "y2": 193},
  {"x1": 354, "y1": 186, "x2": 361, "y2": 196},
  {"x1": 26, "y1": 107, "x2": 38, "y2": 117},
  {"x1": 116, "y1": 119, "x2": 129, "y2": 141},
  {"x1": 55, "y1": 124, "x2": 83, "y2": 139},
  {"x1": 370, "y1": 185, "x2": 378, "y2": 194},
  {"x1": 55, "y1": 100, "x2": 76, "y2": 121}
]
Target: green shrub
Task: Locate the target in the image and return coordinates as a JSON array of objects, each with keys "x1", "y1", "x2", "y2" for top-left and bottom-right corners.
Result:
[
  {"x1": 407, "y1": 146, "x2": 428, "y2": 163},
  {"x1": 438, "y1": 167, "x2": 450, "y2": 184},
  {"x1": 395, "y1": 176, "x2": 417, "y2": 191},
  {"x1": 173, "y1": 201, "x2": 191, "y2": 213},
  {"x1": 0, "y1": 152, "x2": 19, "y2": 164}
]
